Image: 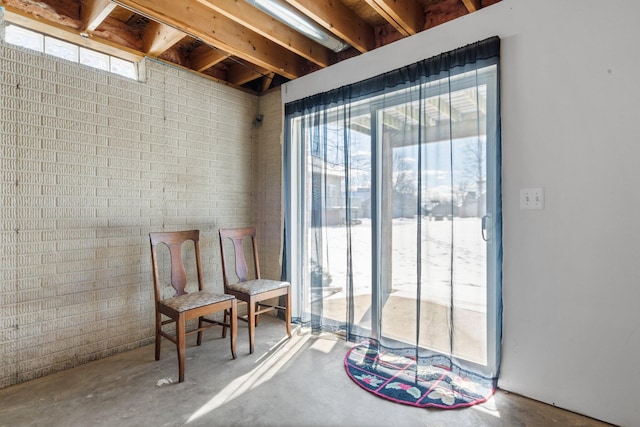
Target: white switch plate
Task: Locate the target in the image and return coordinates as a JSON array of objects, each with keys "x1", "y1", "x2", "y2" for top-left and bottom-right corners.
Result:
[{"x1": 520, "y1": 188, "x2": 544, "y2": 210}]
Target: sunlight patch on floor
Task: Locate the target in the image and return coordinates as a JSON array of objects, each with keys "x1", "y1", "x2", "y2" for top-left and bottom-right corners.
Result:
[
  {"x1": 470, "y1": 395, "x2": 501, "y2": 418},
  {"x1": 187, "y1": 332, "x2": 311, "y2": 423},
  {"x1": 309, "y1": 335, "x2": 339, "y2": 354}
]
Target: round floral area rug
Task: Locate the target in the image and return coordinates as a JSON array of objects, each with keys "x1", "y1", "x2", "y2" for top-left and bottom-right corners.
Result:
[{"x1": 344, "y1": 342, "x2": 496, "y2": 409}]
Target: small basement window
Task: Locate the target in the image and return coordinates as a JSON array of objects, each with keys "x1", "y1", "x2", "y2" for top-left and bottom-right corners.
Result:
[{"x1": 4, "y1": 24, "x2": 139, "y2": 80}]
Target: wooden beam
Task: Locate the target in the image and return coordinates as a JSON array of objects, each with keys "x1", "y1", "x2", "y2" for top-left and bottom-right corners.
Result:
[
  {"x1": 364, "y1": 0, "x2": 424, "y2": 37},
  {"x1": 81, "y1": 0, "x2": 117, "y2": 32},
  {"x1": 112, "y1": 0, "x2": 308, "y2": 79},
  {"x1": 461, "y1": 0, "x2": 481, "y2": 13},
  {"x1": 3, "y1": 6, "x2": 143, "y2": 62},
  {"x1": 188, "y1": 44, "x2": 228, "y2": 72},
  {"x1": 227, "y1": 61, "x2": 269, "y2": 86},
  {"x1": 285, "y1": 0, "x2": 375, "y2": 53},
  {"x1": 262, "y1": 72, "x2": 275, "y2": 92},
  {"x1": 195, "y1": 0, "x2": 335, "y2": 68},
  {"x1": 142, "y1": 20, "x2": 185, "y2": 56}
]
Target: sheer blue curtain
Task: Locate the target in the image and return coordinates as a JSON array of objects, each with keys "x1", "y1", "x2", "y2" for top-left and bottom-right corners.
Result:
[{"x1": 284, "y1": 37, "x2": 502, "y2": 380}]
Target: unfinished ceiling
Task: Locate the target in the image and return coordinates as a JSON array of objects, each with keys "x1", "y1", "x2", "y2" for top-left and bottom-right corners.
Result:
[{"x1": 0, "y1": 0, "x2": 501, "y2": 93}]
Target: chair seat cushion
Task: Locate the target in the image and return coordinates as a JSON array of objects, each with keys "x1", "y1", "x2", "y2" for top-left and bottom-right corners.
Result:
[
  {"x1": 227, "y1": 279, "x2": 290, "y2": 296},
  {"x1": 161, "y1": 291, "x2": 234, "y2": 312}
]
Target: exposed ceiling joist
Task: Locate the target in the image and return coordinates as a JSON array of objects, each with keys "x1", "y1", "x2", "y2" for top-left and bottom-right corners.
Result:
[
  {"x1": 188, "y1": 44, "x2": 228, "y2": 72},
  {"x1": 113, "y1": 0, "x2": 310, "y2": 79},
  {"x1": 285, "y1": 0, "x2": 376, "y2": 53},
  {"x1": 142, "y1": 20, "x2": 185, "y2": 56},
  {"x1": 195, "y1": 0, "x2": 336, "y2": 68},
  {"x1": 81, "y1": 0, "x2": 117, "y2": 32},
  {"x1": 3, "y1": 5, "x2": 143, "y2": 62},
  {"x1": 228, "y1": 61, "x2": 270, "y2": 86},
  {"x1": 461, "y1": 0, "x2": 481, "y2": 13},
  {"x1": 364, "y1": 0, "x2": 424, "y2": 37},
  {"x1": 262, "y1": 72, "x2": 276, "y2": 93},
  {"x1": 1, "y1": 0, "x2": 498, "y2": 93}
]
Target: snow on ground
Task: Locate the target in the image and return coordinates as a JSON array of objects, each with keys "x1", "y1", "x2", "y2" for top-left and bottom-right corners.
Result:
[
  {"x1": 315, "y1": 216, "x2": 489, "y2": 363},
  {"x1": 320, "y1": 217, "x2": 487, "y2": 312}
]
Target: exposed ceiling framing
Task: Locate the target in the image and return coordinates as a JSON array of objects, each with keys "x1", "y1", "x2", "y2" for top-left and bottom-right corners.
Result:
[{"x1": 0, "y1": 0, "x2": 501, "y2": 93}]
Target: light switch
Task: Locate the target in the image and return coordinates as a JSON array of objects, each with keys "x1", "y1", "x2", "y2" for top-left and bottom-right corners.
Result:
[{"x1": 520, "y1": 188, "x2": 544, "y2": 210}]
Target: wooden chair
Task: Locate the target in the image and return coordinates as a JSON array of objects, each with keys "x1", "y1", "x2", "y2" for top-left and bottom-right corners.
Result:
[
  {"x1": 149, "y1": 230, "x2": 237, "y2": 382},
  {"x1": 218, "y1": 227, "x2": 291, "y2": 354}
]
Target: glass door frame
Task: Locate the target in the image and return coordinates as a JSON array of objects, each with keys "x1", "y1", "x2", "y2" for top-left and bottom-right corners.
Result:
[{"x1": 285, "y1": 63, "x2": 501, "y2": 376}]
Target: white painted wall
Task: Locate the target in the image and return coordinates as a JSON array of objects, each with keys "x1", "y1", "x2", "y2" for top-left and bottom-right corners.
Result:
[{"x1": 283, "y1": 1, "x2": 640, "y2": 425}]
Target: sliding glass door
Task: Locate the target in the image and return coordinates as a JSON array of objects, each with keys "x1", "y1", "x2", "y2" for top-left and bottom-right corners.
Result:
[
  {"x1": 285, "y1": 38, "x2": 501, "y2": 377},
  {"x1": 375, "y1": 74, "x2": 494, "y2": 365}
]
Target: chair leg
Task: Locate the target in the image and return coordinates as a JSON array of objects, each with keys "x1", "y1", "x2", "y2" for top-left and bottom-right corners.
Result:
[
  {"x1": 229, "y1": 300, "x2": 237, "y2": 359},
  {"x1": 155, "y1": 311, "x2": 162, "y2": 361},
  {"x1": 255, "y1": 302, "x2": 260, "y2": 327},
  {"x1": 222, "y1": 309, "x2": 229, "y2": 338},
  {"x1": 197, "y1": 317, "x2": 203, "y2": 346},
  {"x1": 248, "y1": 298, "x2": 256, "y2": 354},
  {"x1": 176, "y1": 314, "x2": 186, "y2": 383}
]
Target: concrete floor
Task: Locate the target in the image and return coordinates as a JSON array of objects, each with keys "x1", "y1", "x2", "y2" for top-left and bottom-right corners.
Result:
[{"x1": 0, "y1": 316, "x2": 611, "y2": 427}]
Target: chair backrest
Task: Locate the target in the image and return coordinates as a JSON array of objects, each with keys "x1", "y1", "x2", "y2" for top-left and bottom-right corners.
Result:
[
  {"x1": 149, "y1": 230, "x2": 203, "y2": 300},
  {"x1": 218, "y1": 227, "x2": 261, "y2": 286}
]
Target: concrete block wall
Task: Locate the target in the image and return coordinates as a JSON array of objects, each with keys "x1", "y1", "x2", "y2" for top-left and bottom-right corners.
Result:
[{"x1": 0, "y1": 38, "x2": 277, "y2": 388}]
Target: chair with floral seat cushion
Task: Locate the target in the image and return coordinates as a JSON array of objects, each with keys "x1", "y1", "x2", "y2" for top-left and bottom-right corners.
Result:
[
  {"x1": 149, "y1": 230, "x2": 237, "y2": 382},
  {"x1": 218, "y1": 227, "x2": 291, "y2": 354}
]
